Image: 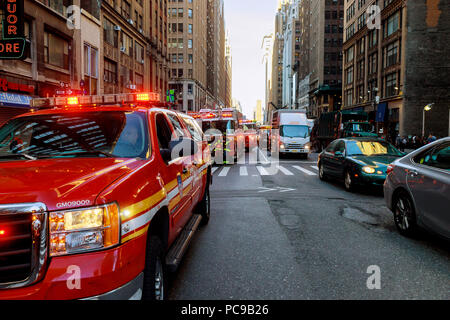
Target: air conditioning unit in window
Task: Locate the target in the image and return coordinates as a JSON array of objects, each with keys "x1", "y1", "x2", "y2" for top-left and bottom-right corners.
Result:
[
  {"x1": 141, "y1": 59, "x2": 145, "y2": 64},
  {"x1": 128, "y1": 19, "x2": 134, "y2": 25},
  {"x1": 114, "y1": 25, "x2": 121, "y2": 31},
  {"x1": 120, "y1": 47, "x2": 126, "y2": 52},
  {"x1": 139, "y1": 28, "x2": 143, "y2": 34}
]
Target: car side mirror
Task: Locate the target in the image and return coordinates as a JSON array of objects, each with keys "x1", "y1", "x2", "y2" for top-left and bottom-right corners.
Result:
[{"x1": 160, "y1": 148, "x2": 172, "y2": 163}]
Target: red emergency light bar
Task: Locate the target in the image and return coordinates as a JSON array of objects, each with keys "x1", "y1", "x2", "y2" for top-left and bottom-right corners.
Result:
[{"x1": 30, "y1": 92, "x2": 162, "y2": 109}]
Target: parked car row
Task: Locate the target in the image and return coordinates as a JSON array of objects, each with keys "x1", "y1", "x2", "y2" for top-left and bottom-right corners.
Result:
[{"x1": 318, "y1": 137, "x2": 450, "y2": 240}]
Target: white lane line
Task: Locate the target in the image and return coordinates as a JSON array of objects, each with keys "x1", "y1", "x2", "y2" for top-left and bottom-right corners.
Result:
[
  {"x1": 256, "y1": 166, "x2": 271, "y2": 176},
  {"x1": 212, "y1": 167, "x2": 219, "y2": 174},
  {"x1": 277, "y1": 165, "x2": 294, "y2": 176},
  {"x1": 218, "y1": 167, "x2": 230, "y2": 177},
  {"x1": 310, "y1": 165, "x2": 319, "y2": 171},
  {"x1": 292, "y1": 166, "x2": 317, "y2": 176},
  {"x1": 258, "y1": 148, "x2": 270, "y2": 164},
  {"x1": 240, "y1": 166, "x2": 248, "y2": 176}
]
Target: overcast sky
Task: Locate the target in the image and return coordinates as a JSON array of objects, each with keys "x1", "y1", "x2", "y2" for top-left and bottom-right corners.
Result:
[{"x1": 224, "y1": 0, "x2": 278, "y2": 119}]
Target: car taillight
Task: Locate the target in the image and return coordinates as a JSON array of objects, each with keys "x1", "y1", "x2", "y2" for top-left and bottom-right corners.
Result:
[{"x1": 387, "y1": 164, "x2": 395, "y2": 175}]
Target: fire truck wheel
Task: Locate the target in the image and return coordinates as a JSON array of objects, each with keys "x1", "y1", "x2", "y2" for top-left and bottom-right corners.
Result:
[
  {"x1": 142, "y1": 236, "x2": 166, "y2": 301},
  {"x1": 198, "y1": 186, "x2": 210, "y2": 226}
]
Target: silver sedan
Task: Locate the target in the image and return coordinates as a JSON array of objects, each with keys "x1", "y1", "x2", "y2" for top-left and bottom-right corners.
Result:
[{"x1": 384, "y1": 137, "x2": 450, "y2": 239}]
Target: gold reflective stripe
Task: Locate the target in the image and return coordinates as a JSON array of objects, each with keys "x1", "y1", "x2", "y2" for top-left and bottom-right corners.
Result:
[
  {"x1": 121, "y1": 189, "x2": 166, "y2": 222},
  {"x1": 122, "y1": 225, "x2": 150, "y2": 243}
]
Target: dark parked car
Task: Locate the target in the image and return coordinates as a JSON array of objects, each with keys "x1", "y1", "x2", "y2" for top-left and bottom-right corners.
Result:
[
  {"x1": 384, "y1": 138, "x2": 450, "y2": 239},
  {"x1": 318, "y1": 138, "x2": 404, "y2": 192}
]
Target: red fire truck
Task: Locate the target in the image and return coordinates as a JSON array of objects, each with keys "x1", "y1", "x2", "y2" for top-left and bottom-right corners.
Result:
[
  {"x1": 198, "y1": 108, "x2": 241, "y2": 163},
  {"x1": 239, "y1": 120, "x2": 259, "y2": 151},
  {"x1": 0, "y1": 92, "x2": 212, "y2": 300}
]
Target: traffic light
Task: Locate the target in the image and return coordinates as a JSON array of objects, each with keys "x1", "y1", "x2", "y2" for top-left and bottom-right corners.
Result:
[{"x1": 166, "y1": 89, "x2": 175, "y2": 103}]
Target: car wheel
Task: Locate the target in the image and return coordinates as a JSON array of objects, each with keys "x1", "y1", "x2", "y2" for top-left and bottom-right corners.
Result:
[
  {"x1": 142, "y1": 236, "x2": 166, "y2": 301},
  {"x1": 344, "y1": 170, "x2": 355, "y2": 192},
  {"x1": 197, "y1": 186, "x2": 210, "y2": 226},
  {"x1": 319, "y1": 162, "x2": 327, "y2": 181},
  {"x1": 393, "y1": 192, "x2": 419, "y2": 238}
]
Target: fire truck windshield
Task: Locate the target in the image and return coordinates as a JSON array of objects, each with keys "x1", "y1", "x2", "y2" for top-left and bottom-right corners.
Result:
[
  {"x1": 0, "y1": 111, "x2": 149, "y2": 160},
  {"x1": 202, "y1": 120, "x2": 236, "y2": 134}
]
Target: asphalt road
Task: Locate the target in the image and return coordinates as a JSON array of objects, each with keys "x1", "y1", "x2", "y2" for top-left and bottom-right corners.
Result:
[{"x1": 168, "y1": 150, "x2": 450, "y2": 300}]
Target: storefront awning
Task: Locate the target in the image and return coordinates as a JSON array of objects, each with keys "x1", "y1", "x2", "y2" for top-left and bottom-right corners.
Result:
[{"x1": 0, "y1": 92, "x2": 33, "y2": 108}]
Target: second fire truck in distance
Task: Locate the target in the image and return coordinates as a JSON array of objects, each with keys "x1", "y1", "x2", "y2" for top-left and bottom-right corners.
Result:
[{"x1": 198, "y1": 108, "x2": 242, "y2": 164}]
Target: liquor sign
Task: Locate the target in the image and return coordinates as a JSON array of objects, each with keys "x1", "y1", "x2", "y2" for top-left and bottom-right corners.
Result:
[{"x1": 0, "y1": 0, "x2": 26, "y2": 60}]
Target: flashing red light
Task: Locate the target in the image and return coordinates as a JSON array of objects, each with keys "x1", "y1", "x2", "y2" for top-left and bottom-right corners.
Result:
[
  {"x1": 0, "y1": 230, "x2": 5, "y2": 236},
  {"x1": 222, "y1": 113, "x2": 233, "y2": 118},
  {"x1": 137, "y1": 93, "x2": 150, "y2": 101},
  {"x1": 67, "y1": 97, "x2": 79, "y2": 105}
]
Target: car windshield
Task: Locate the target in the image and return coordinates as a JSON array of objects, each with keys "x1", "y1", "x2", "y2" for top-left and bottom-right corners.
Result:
[
  {"x1": 0, "y1": 111, "x2": 149, "y2": 161},
  {"x1": 346, "y1": 140, "x2": 402, "y2": 157},
  {"x1": 346, "y1": 123, "x2": 373, "y2": 132},
  {"x1": 281, "y1": 125, "x2": 310, "y2": 138},
  {"x1": 203, "y1": 120, "x2": 236, "y2": 134}
]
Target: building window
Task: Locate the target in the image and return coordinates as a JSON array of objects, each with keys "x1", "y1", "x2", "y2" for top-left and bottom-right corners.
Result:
[
  {"x1": 136, "y1": 73, "x2": 143, "y2": 91},
  {"x1": 121, "y1": 0, "x2": 131, "y2": 20},
  {"x1": 84, "y1": 44, "x2": 98, "y2": 95},
  {"x1": 45, "y1": 0, "x2": 72, "y2": 17},
  {"x1": 120, "y1": 32, "x2": 133, "y2": 56},
  {"x1": 44, "y1": 31, "x2": 69, "y2": 70},
  {"x1": 135, "y1": 41, "x2": 144, "y2": 63},
  {"x1": 103, "y1": 18, "x2": 118, "y2": 47},
  {"x1": 104, "y1": 58, "x2": 117, "y2": 84},
  {"x1": 385, "y1": 73, "x2": 397, "y2": 97},
  {"x1": 384, "y1": 11, "x2": 399, "y2": 38},
  {"x1": 384, "y1": 42, "x2": 398, "y2": 68}
]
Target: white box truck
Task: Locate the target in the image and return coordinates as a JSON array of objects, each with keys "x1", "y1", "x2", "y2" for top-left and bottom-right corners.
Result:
[{"x1": 271, "y1": 110, "x2": 311, "y2": 158}]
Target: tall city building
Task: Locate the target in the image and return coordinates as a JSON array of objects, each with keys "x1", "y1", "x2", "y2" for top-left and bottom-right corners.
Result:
[
  {"x1": 225, "y1": 32, "x2": 233, "y2": 109},
  {"x1": 101, "y1": 0, "x2": 168, "y2": 98},
  {"x1": 167, "y1": 0, "x2": 211, "y2": 112},
  {"x1": 267, "y1": 0, "x2": 290, "y2": 122},
  {"x1": 254, "y1": 100, "x2": 263, "y2": 123},
  {"x1": 207, "y1": 0, "x2": 226, "y2": 109},
  {"x1": 307, "y1": 0, "x2": 344, "y2": 118},
  {"x1": 296, "y1": 0, "x2": 311, "y2": 111},
  {"x1": 343, "y1": 0, "x2": 449, "y2": 138},
  {"x1": 281, "y1": 0, "x2": 301, "y2": 109}
]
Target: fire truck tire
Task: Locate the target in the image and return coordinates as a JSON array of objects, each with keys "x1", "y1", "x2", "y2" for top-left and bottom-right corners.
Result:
[
  {"x1": 198, "y1": 186, "x2": 210, "y2": 226},
  {"x1": 142, "y1": 236, "x2": 166, "y2": 301}
]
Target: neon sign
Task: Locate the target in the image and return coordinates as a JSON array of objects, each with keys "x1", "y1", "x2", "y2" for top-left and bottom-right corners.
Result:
[{"x1": 0, "y1": 0, "x2": 26, "y2": 60}]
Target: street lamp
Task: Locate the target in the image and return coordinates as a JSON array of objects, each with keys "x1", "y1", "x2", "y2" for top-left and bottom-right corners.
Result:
[{"x1": 422, "y1": 103, "x2": 434, "y2": 137}]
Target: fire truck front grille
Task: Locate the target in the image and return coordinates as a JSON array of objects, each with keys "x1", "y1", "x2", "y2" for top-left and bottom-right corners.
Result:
[{"x1": 0, "y1": 213, "x2": 33, "y2": 284}]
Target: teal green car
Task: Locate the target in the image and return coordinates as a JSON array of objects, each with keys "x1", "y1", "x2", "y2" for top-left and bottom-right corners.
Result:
[{"x1": 318, "y1": 138, "x2": 404, "y2": 192}]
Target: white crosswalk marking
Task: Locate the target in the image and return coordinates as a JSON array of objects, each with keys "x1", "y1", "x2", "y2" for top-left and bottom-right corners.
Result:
[
  {"x1": 292, "y1": 166, "x2": 317, "y2": 176},
  {"x1": 277, "y1": 165, "x2": 294, "y2": 176},
  {"x1": 218, "y1": 167, "x2": 230, "y2": 177},
  {"x1": 310, "y1": 165, "x2": 319, "y2": 171},
  {"x1": 240, "y1": 166, "x2": 248, "y2": 176},
  {"x1": 212, "y1": 167, "x2": 219, "y2": 174},
  {"x1": 256, "y1": 166, "x2": 270, "y2": 176}
]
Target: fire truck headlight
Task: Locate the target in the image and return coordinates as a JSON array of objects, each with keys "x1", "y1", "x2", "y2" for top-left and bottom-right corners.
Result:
[{"x1": 49, "y1": 203, "x2": 120, "y2": 257}]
